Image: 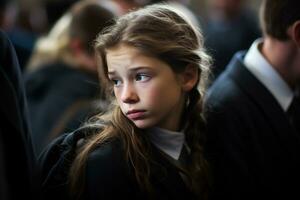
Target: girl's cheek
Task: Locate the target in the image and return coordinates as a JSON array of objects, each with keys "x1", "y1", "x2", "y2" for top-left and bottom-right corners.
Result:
[{"x1": 144, "y1": 87, "x2": 164, "y2": 106}]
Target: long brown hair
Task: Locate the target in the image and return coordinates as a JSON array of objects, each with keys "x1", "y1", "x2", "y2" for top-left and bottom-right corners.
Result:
[{"x1": 70, "y1": 3, "x2": 211, "y2": 199}]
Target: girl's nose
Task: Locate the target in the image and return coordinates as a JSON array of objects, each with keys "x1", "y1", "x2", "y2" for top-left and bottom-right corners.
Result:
[{"x1": 121, "y1": 83, "x2": 139, "y2": 104}]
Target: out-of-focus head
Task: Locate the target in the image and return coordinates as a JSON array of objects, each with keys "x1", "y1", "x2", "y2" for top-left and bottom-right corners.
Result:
[
  {"x1": 27, "y1": 1, "x2": 115, "y2": 72},
  {"x1": 69, "y1": 1, "x2": 115, "y2": 55},
  {"x1": 111, "y1": 0, "x2": 144, "y2": 14},
  {"x1": 210, "y1": 0, "x2": 244, "y2": 18},
  {"x1": 67, "y1": 1, "x2": 116, "y2": 72},
  {"x1": 260, "y1": 0, "x2": 300, "y2": 40}
]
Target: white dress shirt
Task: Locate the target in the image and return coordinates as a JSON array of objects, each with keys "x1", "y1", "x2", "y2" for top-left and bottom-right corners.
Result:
[{"x1": 244, "y1": 38, "x2": 294, "y2": 112}]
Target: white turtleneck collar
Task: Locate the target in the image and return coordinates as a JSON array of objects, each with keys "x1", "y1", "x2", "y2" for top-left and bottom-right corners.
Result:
[{"x1": 147, "y1": 127, "x2": 185, "y2": 160}]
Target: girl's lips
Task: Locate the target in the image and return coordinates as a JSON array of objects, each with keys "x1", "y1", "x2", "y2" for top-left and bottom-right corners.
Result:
[{"x1": 126, "y1": 110, "x2": 146, "y2": 120}]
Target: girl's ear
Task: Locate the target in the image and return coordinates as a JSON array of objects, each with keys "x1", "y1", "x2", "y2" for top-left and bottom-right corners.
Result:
[{"x1": 180, "y1": 64, "x2": 199, "y2": 92}]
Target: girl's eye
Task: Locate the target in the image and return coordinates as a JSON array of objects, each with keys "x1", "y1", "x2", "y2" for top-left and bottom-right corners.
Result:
[
  {"x1": 111, "y1": 79, "x2": 122, "y2": 86},
  {"x1": 135, "y1": 74, "x2": 150, "y2": 82}
]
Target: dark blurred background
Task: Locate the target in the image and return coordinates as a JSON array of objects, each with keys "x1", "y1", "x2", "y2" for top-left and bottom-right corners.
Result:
[{"x1": 0, "y1": 0, "x2": 261, "y2": 72}]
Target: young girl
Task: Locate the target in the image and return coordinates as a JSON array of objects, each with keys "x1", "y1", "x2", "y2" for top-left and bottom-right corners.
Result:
[{"x1": 43, "y1": 3, "x2": 211, "y2": 200}]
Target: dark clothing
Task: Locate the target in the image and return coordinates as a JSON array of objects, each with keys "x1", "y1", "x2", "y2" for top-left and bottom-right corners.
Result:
[
  {"x1": 39, "y1": 127, "x2": 196, "y2": 200},
  {"x1": 287, "y1": 96, "x2": 300, "y2": 134},
  {"x1": 25, "y1": 63, "x2": 100, "y2": 155},
  {"x1": 39, "y1": 127, "x2": 93, "y2": 200},
  {"x1": 203, "y1": 11, "x2": 261, "y2": 81},
  {"x1": 204, "y1": 52, "x2": 300, "y2": 199},
  {"x1": 86, "y1": 139, "x2": 195, "y2": 200},
  {"x1": 0, "y1": 30, "x2": 38, "y2": 199}
]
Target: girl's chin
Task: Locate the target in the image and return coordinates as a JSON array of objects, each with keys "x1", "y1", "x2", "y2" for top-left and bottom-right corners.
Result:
[{"x1": 133, "y1": 120, "x2": 154, "y2": 129}]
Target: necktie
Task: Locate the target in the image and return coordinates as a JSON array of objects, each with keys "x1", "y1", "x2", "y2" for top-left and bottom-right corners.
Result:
[{"x1": 287, "y1": 95, "x2": 300, "y2": 134}]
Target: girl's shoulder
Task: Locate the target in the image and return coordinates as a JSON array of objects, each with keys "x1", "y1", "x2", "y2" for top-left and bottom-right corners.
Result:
[
  {"x1": 85, "y1": 138, "x2": 141, "y2": 198},
  {"x1": 86, "y1": 136, "x2": 132, "y2": 178},
  {"x1": 79, "y1": 123, "x2": 127, "y2": 170},
  {"x1": 87, "y1": 138, "x2": 124, "y2": 165}
]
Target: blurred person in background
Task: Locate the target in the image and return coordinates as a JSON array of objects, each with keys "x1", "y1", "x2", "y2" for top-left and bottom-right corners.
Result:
[
  {"x1": 24, "y1": 0, "x2": 115, "y2": 155},
  {"x1": 203, "y1": 0, "x2": 260, "y2": 81}
]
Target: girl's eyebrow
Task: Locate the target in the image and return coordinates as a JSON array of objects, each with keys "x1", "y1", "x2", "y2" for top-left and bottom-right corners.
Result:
[
  {"x1": 129, "y1": 66, "x2": 151, "y2": 72},
  {"x1": 108, "y1": 66, "x2": 152, "y2": 76},
  {"x1": 107, "y1": 71, "x2": 116, "y2": 76}
]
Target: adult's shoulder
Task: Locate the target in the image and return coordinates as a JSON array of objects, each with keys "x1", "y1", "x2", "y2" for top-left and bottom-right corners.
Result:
[
  {"x1": 206, "y1": 73, "x2": 244, "y2": 112},
  {"x1": 204, "y1": 52, "x2": 257, "y2": 137},
  {"x1": 205, "y1": 52, "x2": 249, "y2": 111}
]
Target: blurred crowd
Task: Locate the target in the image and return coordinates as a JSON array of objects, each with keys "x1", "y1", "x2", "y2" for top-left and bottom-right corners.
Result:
[{"x1": 0, "y1": 0, "x2": 260, "y2": 72}]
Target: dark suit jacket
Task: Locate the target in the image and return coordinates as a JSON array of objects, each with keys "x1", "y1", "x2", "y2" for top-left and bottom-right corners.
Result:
[
  {"x1": 0, "y1": 30, "x2": 38, "y2": 199},
  {"x1": 85, "y1": 138, "x2": 196, "y2": 200},
  {"x1": 204, "y1": 52, "x2": 300, "y2": 200}
]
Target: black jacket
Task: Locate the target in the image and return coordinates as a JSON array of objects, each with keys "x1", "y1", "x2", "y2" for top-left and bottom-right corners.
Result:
[
  {"x1": 0, "y1": 30, "x2": 38, "y2": 199},
  {"x1": 39, "y1": 127, "x2": 197, "y2": 200},
  {"x1": 86, "y1": 138, "x2": 195, "y2": 199},
  {"x1": 204, "y1": 52, "x2": 300, "y2": 199}
]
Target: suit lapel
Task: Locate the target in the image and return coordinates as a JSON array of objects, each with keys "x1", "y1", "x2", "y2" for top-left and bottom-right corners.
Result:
[{"x1": 225, "y1": 52, "x2": 300, "y2": 152}]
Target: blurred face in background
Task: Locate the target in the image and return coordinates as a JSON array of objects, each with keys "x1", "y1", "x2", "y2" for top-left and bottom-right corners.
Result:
[
  {"x1": 111, "y1": 0, "x2": 141, "y2": 14},
  {"x1": 211, "y1": 0, "x2": 243, "y2": 18}
]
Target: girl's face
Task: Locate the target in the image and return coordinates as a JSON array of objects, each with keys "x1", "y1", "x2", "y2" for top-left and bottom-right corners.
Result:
[{"x1": 106, "y1": 44, "x2": 195, "y2": 131}]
